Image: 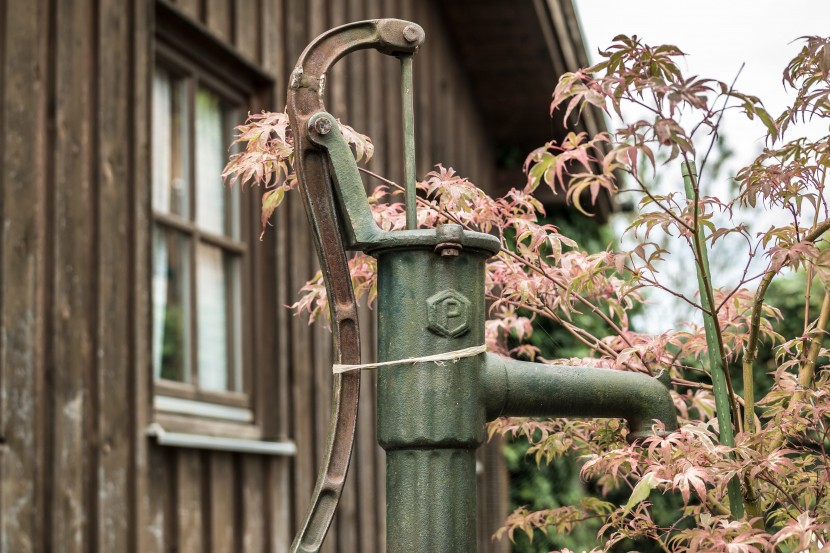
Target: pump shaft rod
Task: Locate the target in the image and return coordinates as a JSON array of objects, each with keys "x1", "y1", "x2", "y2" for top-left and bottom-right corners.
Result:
[{"x1": 401, "y1": 55, "x2": 417, "y2": 229}]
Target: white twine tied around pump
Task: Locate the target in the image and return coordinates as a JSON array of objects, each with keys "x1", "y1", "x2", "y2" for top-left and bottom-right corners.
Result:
[{"x1": 332, "y1": 344, "x2": 487, "y2": 374}]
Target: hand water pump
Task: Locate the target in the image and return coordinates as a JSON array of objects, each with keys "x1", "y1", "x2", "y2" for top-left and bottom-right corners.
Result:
[{"x1": 285, "y1": 18, "x2": 678, "y2": 553}]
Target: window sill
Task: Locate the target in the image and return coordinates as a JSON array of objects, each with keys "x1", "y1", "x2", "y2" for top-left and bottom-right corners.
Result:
[
  {"x1": 147, "y1": 423, "x2": 296, "y2": 456},
  {"x1": 154, "y1": 393, "x2": 253, "y2": 423}
]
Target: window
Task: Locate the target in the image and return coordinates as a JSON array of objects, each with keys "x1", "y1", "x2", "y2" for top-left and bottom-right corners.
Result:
[
  {"x1": 152, "y1": 62, "x2": 246, "y2": 393},
  {"x1": 150, "y1": 22, "x2": 265, "y2": 434}
]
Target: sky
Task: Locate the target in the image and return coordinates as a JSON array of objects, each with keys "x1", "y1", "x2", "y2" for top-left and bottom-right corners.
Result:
[
  {"x1": 572, "y1": 1, "x2": 830, "y2": 332},
  {"x1": 574, "y1": 1, "x2": 830, "y2": 158}
]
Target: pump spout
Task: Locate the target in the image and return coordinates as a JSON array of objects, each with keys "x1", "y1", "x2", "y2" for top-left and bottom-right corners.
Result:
[{"x1": 482, "y1": 354, "x2": 678, "y2": 442}]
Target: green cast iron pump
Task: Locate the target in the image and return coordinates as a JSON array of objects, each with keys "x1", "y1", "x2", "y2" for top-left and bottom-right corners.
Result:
[{"x1": 286, "y1": 19, "x2": 678, "y2": 553}]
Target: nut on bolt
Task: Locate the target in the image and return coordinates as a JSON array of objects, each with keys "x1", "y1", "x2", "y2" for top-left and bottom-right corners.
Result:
[
  {"x1": 434, "y1": 224, "x2": 464, "y2": 257},
  {"x1": 403, "y1": 24, "x2": 422, "y2": 43},
  {"x1": 313, "y1": 116, "x2": 332, "y2": 135},
  {"x1": 435, "y1": 242, "x2": 461, "y2": 257}
]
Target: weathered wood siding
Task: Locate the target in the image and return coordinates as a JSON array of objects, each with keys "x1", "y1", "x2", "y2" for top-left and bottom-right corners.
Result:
[{"x1": 0, "y1": 0, "x2": 509, "y2": 552}]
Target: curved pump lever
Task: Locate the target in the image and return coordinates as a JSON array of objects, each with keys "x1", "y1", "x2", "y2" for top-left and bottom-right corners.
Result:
[{"x1": 286, "y1": 19, "x2": 425, "y2": 553}]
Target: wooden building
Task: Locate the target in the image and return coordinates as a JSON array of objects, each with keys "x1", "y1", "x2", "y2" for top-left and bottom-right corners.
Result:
[{"x1": 0, "y1": 0, "x2": 596, "y2": 551}]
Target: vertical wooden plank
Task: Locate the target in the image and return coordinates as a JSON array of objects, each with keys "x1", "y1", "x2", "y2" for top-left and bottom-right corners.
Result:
[
  {"x1": 264, "y1": 0, "x2": 288, "y2": 430},
  {"x1": 97, "y1": 0, "x2": 132, "y2": 550},
  {"x1": 209, "y1": 453, "x2": 236, "y2": 553},
  {"x1": 235, "y1": 0, "x2": 260, "y2": 62},
  {"x1": 451, "y1": 36, "x2": 462, "y2": 170},
  {"x1": 427, "y1": 4, "x2": 443, "y2": 167},
  {"x1": 357, "y1": 1, "x2": 387, "y2": 551},
  {"x1": 258, "y1": 0, "x2": 289, "y2": 443},
  {"x1": 260, "y1": 0, "x2": 284, "y2": 105},
  {"x1": 306, "y1": 1, "x2": 338, "y2": 550},
  {"x1": 362, "y1": 0, "x2": 384, "y2": 185},
  {"x1": 266, "y1": 457, "x2": 291, "y2": 553},
  {"x1": 442, "y1": 18, "x2": 454, "y2": 167},
  {"x1": 454, "y1": 82, "x2": 466, "y2": 174},
  {"x1": 479, "y1": 439, "x2": 510, "y2": 553},
  {"x1": 466, "y1": 86, "x2": 477, "y2": 177},
  {"x1": 472, "y1": 108, "x2": 490, "y2": 186},
  {"x1": 327, "y1": 0, "x2": 347, "y2": 117},
  {"x1": 134, "y1": 0, "x2": 159, "y2": 550},
  {"x1": 51, "y1": 0, "x2": 96, "y2": 551},
  {"x1": 464, "y1": 98, "x2": 473, "y2": 177},
  {"x1": 351, "y1": 11, "x2": 379, "y2": 544},
  {"x1": 144, "y1": 446, "x2": 174, "y2": 553},
  {"x1": 359, "y1": 0, "x2": 378, "y2": 176},
  {"x1": 475, "y1": 107, "x2": 488, "y2": 184},
  {"x1": 0, "y1": 0, "x2": 4, "y2": 448},
  {"x1": 176, "y1": 451, "x2": 204, "y2": 553},
  {"x1": 311, "y1": 260, "x2": 338, "y2": 544},
  {"x1": 464, "y1": 80, "x2": 472, "y2": 173},
  {"x1": 456, "y1": 49, "x2": 468, "y2": 175},
  {"x1": 438, "y1": 24, "x2": 454, "y2": 168},
  {"x1": 329, "y1": 2, "x2": 367, "y2": 552},
  {"x1": 205, "y1": 0, "x2": 233, "y2": 42},
  {"x1": 472, "y1": 120, "x2": 482, "y2": 182},
  {"x1": 286, "y1": 112, "x2": 316, "y2": 546},
  {"x1": 246, "y1": 48, "x2": 281, "y2": 451},
  {"x1": 260, "y1": 3, "x2": 293, "y2": 551},
  {"x1": 1, "y1": 0, "x2": 47, "y2": 551},
  {"x1": 240, "y1": 456, "x2": 266, "y2": 553},
  {"x1": 284, "y1": 0, "x2": 316, "y2": 543},
  {"x1": 354, "y1": 306, "x2": 378, "y2": 553}
]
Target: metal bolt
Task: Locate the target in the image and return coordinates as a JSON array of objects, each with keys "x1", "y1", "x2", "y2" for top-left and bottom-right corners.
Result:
[
  {"x1": 314, "y1": 117, "x2": 332, "y2": 135},
  {"x1": 403, "y1": 24, "x2": 421, "y2": 43},
  {"x1": 434, "y1": 224, "x2": 464, "y2": 256},
  {"x1": 435, "y1": 242, "x2": 461, "y2": 257}
]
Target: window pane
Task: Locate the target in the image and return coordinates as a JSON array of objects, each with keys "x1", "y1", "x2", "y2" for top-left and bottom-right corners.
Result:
[
  {"x1": 229, "y1": 254, "x2": 243, "y2": 391},
  {"x1": 152, "y1": 67, "x2": 189, "y2": 217},
  {"x1": 227, "y1": 107, "x2": 242, "y2": 241},
  {"x1": 195, "y1": 87, "x2": 238, "y2": 237},
  {"x1": 152, "y1": 226, "x2": 190, "y2": 382},
  {"x1": 197, "y1": 243, "x2": 241, "y2": 391}
]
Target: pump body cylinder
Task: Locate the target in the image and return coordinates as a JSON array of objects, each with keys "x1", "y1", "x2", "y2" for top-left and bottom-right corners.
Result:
[{"x1": 376, "y1": 243, "x2": 490, "y2": 553}]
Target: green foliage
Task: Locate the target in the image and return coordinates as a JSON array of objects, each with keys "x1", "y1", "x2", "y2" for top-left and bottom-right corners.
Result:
[
  {"x1": 160, "y1": 305, "x2": 185, "y2": 381},
  {"x1": 505, "y1": 209, "x2": 608, "y2": 553},
  {"x1": 505, "y1": 441, "x2": 603, "y2": 552}
]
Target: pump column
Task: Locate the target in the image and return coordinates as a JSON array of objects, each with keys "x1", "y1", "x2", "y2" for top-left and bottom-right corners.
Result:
[{"x1": 375, "y1": 225, "x2": 495, "y2": 553}]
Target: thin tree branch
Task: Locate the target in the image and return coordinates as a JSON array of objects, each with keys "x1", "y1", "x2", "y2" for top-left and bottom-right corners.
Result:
[
  {"x1": 626, "y1": 268, "x2": 707, "y2": 312},
  {"x1": 743, "y1": 218, "x2": 830, "y2": 436},
  {"x1": 801, "y1": 286, "x2": 830, "y2": 389},
  {"x1": 629, "y1": 172, "x2": 695, "y2": 233},
  {"x1": 360, "y1": 167, "x2": 662, "y2": 376},
  {"x1": 698, "y1": 63, "x2": 745, "y2": 178}
]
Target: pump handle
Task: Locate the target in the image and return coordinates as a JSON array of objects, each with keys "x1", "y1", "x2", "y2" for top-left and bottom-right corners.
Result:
[{"x1": 286, "y1": 19, "x2": 424, "y2": 553}]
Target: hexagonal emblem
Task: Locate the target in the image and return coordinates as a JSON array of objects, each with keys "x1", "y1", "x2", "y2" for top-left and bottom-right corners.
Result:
[{"x1": 426, "y1": 289, "x2": 471, "y2": 338}]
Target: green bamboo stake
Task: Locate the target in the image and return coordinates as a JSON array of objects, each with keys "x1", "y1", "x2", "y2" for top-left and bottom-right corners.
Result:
[{"x1": 682, "y1": 160, "x2": 744, "y2": 518}]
